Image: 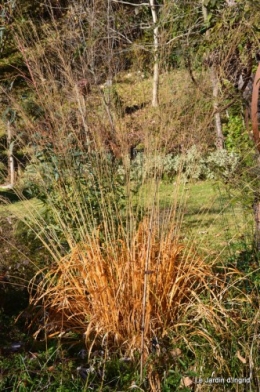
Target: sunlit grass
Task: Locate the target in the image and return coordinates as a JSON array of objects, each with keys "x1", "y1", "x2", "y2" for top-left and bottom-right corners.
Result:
[
  {"x1": 1, "y1": 178, "x2": 254, "y2": 262},
  {"x1": 137, "y1": 179, "x2": 254, "y2": 259}
]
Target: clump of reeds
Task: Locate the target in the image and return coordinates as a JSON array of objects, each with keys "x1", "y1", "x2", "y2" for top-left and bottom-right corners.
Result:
[{"x1": 29, "y1": 212, "x2": 228, "y2": 358}]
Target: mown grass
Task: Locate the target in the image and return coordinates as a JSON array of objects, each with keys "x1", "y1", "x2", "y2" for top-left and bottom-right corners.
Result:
[
  {"x1": 1, "y1": 179, "x2": 253, "y2": 257},
  {"x1": 138, "y1": 179, "x2": 254, "y2": 259},
  {"x1": 0, "y1": 196, "x2": 41, "y2": 216},
  {"x1": 181, "y1": 181, "x2": 253, "y2": 257}
]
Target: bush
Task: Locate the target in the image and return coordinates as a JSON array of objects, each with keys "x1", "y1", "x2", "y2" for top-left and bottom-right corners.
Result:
[
  {"x1": 223, "y1": 114, "x2": 254, "y2": 155},
  {"x1": 205, "y1": 149, "x2": 240, "y2": 181},
  {"x1": 123, "y1": 146, "x2": 240, "y2": 183}
]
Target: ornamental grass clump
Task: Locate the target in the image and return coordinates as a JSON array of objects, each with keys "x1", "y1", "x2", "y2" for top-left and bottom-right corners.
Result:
[{"x1": 29, "y1": 214, "x2": 223, "y2": 357}]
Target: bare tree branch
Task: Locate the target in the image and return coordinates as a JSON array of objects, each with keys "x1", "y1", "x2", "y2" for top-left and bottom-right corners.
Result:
[{"x1": 111, "y1": 0, "x2": 150, "y2": 6}]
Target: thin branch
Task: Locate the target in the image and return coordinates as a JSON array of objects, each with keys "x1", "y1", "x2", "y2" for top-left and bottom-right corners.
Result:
[
  {"x1": 111, "y1": 0, "x2": 150, "y2": 6},
  {"x1": 165, "y1": 32, "x2": 192, "y2": 45},
  {"x1": 108, "y1": 28, "x2": 133, "y2": 44},
  {"x1": 213, "y1": 99, "x2": 236, "y2": 115}
]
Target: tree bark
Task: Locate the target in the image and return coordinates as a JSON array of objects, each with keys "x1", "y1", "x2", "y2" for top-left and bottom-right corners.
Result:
[
  {"x1": 150, "y1": 0, "x2": 159, "y2": 107},
  {"x1": 251, "y1": 63, "x2": 260, "y2": 250},
  {"x1": 202, "y1": 1, "x2": 224, "y2": 149},
  {"x1": 251, "y1": 62, "x2": 260, "y2": 150},
  {"x1": 7, "y1": 120, "x2": 15, "y2": 187},
  {"x1": 210, "y1": 67, "x2": 224, "y2": 149}
]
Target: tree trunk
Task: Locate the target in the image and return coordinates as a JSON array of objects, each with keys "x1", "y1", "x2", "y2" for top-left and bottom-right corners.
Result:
[
  {"x1": 210, "y1": 66, "x2": 224, "y2": 149},
  {"x1": 150, "y1": 0, "x2": 159, "y2": 107},
  {"x1": 251, "y1": 62, "x2": 260, "y2": 149},
  {"x1": 202, "y1": 1, "x2": 224, "y2": 149},
  {"x1": 7, "y1": 120, "x2": 15, "y2": 187}
]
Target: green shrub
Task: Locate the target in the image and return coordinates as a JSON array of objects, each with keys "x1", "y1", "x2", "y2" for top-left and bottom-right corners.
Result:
[
  {"x1": 223, "y1": 115, "x2": 254, "y2": 155},
  {"x1": 123, "y1": 146, "x2": 240, "y2": 183},
  {"x1": 205, "y1": 149, "x2": 240, "y2": 181}
]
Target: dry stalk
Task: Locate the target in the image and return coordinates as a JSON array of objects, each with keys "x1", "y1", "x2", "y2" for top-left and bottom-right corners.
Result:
[
  {"x1": 29, "y1": 208, "x2": 226, "y2": 362},
  {"x1": 140, "y1": 181, "x2": 158, "y2": 382}
]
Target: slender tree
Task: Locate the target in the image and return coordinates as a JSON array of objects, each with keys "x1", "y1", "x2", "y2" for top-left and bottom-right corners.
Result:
[
  {"x1": 149, "y1": 0, "x2": 159, "y2": 107},
  {"x1": 201, "y1": 0, "x2": 224, "y2": 149}
]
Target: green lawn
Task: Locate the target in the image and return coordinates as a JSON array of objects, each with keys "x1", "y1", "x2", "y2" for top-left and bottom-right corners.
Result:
[
  {"x1": 138, "y1": 179, "x2": 254, "y2": 260},
  {"x1": 0, "y1": 179, "x2": 254, "y2": 262},
  {"x1": 0, "y1": 191, "x2": 42, "y2": 218}
]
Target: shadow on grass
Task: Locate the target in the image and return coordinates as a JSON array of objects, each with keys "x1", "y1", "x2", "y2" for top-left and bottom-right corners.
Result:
[{"x1": 0, "y1": 188, "x2": 33, "y2": 204}]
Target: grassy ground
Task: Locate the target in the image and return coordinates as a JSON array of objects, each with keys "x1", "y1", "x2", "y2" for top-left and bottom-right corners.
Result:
[
  {"x1": 178, "y1": 181, "x2": 253, "y2": 258},
  {"x1": 0, "y1": 179, "x2": 254, "y2": 264},
  {"x1": 138, "y1": 179, "x2": 253, "y2": 259},
  {"x1": 0, "y1": 192, "x2": 46, "y2": 270}
]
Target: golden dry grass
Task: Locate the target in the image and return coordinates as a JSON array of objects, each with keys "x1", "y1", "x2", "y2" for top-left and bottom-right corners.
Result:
[{"x1": 29, "y1": 214, "x2": 233, "y2": 359}]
